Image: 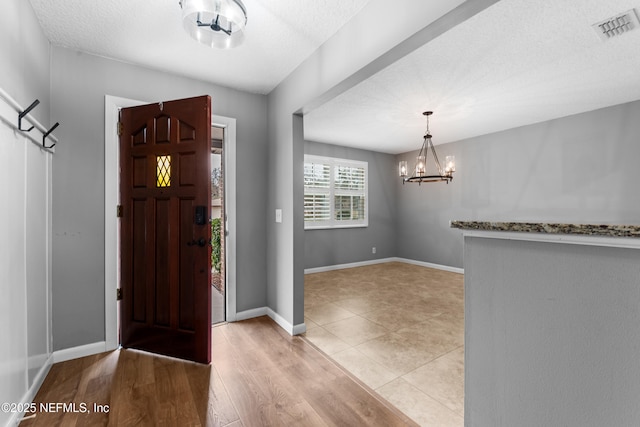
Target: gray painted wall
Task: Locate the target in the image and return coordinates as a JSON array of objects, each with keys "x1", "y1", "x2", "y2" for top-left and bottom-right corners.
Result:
[
  {"x1": 50, "y1": 47, "x2": 268, "y2": 350},
  {"x1": 266, "y1": 1, "x2": 486, "y2": 329},
  {"x1": 304, "y1": 140, "x2": 397, "y2": 269},
  {"x1": 464, "y1": 236, "x2": 640, "y2": 426},
  {"x1": 397, "y1": 99, "x2": 640, "y2": 269},
  {"x1": 0, "y1": 0, "x2": 50, "y2": 125}
]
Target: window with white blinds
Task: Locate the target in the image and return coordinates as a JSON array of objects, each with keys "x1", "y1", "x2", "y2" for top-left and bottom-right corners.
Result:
[{"x1": 304, "y1": 155, "x2": 368, "y2": 229}]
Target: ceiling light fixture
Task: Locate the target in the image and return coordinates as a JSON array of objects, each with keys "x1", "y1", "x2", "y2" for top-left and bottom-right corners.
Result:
[
  {"x1": 399, "y1": 111, "x2": 455, "y2": 185},
  {"x1": 179, "y1": 0, "x2": 248, "y2": 49}
]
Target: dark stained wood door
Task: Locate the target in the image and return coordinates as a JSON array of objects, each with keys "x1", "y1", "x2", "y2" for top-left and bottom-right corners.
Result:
[{"x1": 119, "y1": 95, "x2": 211, "y2": 364}]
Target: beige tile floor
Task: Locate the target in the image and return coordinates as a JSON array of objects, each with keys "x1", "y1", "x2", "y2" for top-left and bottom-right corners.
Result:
[{"x1": 303, "y1": 261, "x2": 464, "y2": 426}]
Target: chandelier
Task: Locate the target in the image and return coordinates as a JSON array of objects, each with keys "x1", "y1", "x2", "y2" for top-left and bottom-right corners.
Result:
[
  {"x1": 399, "y1": 111, "x2": 455, "y2": 184},
  {"x1": 179, "y1": 0, "x2": 248, "y2": 49}
]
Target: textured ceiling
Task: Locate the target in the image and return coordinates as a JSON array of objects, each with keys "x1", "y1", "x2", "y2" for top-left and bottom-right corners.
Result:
[
  {"x1": 305, "y1": 0, "x2": 640, "y2": 153},
  {"x1": 27, "y1": 0, "x2": 640, "y2": 154},
  {"x1": 28, "y1": 0, "x2": 371, "y2": 94}
]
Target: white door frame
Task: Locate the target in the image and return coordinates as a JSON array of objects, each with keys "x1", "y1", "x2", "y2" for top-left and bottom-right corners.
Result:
[{"x1": 104, "y1": 95, "x2": 237, "y2": 351}]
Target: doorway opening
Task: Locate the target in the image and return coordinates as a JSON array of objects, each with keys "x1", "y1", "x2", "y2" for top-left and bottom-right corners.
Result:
[{"x1": 211, "y1": 125, "x2": 225, "y2": 324}]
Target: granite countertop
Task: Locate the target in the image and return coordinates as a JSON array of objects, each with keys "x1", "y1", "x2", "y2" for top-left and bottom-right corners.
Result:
[{"x1": 450, "y1": 221, "x2": 640, "y2": 238}]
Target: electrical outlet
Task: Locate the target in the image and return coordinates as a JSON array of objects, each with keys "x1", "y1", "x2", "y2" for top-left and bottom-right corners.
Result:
[{"x1": 372, "y1": 247, "x2": 376, "y2": 254}]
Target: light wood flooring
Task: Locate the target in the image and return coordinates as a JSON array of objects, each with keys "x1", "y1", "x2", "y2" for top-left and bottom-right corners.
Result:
[
  {"x1": 21, "y1": 316, "x2": 417, "y2": 427},
  {"x1": 303, "y1": 262, "x2": 464, "y2": 426}
]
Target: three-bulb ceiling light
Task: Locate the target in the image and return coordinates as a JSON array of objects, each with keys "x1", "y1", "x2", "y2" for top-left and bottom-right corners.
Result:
[
  {"x1": 399, "y1": 111, "x2": 455, "y2": 185},
  {"x1": 179, "y1": 0, "x2": 248, "y2": 49}
]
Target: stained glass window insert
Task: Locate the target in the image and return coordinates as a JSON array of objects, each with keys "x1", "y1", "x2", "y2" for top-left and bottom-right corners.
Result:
[{"x1": 156, "y1": 155, "x2": 171, "y2": 187}]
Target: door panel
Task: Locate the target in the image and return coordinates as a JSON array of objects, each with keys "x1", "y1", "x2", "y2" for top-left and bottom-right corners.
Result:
[{"x1": 120, "y1": 95, "x2": 211, "y2": 364}]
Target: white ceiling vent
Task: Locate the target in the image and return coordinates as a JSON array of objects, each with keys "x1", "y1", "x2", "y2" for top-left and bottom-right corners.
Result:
[{"x1": 592, "y1": 9, "x2": 640, "y2": 40}]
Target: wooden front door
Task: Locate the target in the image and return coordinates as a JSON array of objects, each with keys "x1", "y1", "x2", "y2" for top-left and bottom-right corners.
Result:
[{"x1": 119, "y1": 95, "x2": 211, "y2": 364}]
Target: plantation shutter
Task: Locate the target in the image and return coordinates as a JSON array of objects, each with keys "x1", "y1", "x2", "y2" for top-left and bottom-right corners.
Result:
[
  {"x1": 304, "y1": 161, "x2": 331, "y2": 223},
  {"x1": 304, "y1": 155, "x2": 368, "y2": 229}
]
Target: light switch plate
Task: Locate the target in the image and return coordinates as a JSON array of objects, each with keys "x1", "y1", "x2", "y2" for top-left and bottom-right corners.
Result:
[{"x1": 275, "y1": 209, "x2": 282, "y2": 223}]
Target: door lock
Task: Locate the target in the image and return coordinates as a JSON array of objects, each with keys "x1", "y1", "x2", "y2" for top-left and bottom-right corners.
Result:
[{"x1": 187, "y1": 238, "x2": 208, "y2": 247}]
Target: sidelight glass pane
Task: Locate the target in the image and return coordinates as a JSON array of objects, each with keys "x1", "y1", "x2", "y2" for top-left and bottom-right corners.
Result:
[{"x1": 156, "y1": 155, "x2": 171, "y2": 187}]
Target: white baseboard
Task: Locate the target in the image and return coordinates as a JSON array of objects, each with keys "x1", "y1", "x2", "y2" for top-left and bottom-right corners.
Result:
[
  {"x1": 395, "y1": 257, "x2": 464, "y2": 274},
  {"x1": 266, "y1": 308, "x2": 306, "y2": 335},
  {"x1": 234, "y1": 306, "x2": 306, "y2": 336},
  {"x1": 304, "y1": 257, "x2": 397, "y2": 274},
  {"x1": 28, "y1": 353, "x2": 50, "y2": 371},
  {"x1": 304, "y1": 257, "x2": 464, "y2": 275},
  {"x1": 52, "y1": 341, "x2": 107, "y2": 364},
  {"x1": 291, "y1": 322, "x2": 307, "y2": 335},
  {"x1": 49, "y1": 308, "x2": 309, "y2": 364},
  {"x1": 235, "y1": 306, "x2": 268, "y2": 321},
  {"x1": 9, "y1": 355, "x2": 53, "y2": 426}
]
